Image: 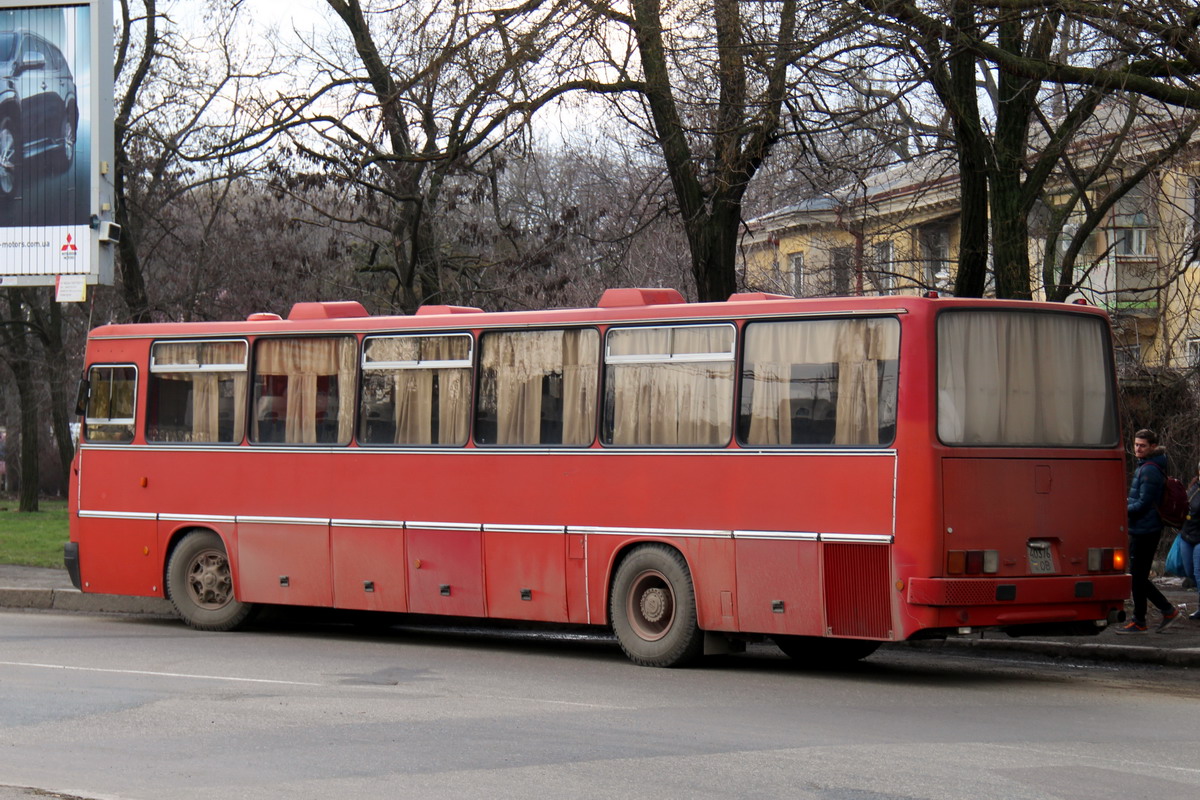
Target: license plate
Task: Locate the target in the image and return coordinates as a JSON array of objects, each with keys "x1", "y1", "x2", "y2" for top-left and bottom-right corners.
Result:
[{"x1": 1027, "y1": 543, "x2": 1055, "y2": 574}]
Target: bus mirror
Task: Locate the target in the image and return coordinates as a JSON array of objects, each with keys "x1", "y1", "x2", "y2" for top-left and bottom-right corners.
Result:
[{"x1": 74, "y1": 378, "x2": 90, "y2": 417}]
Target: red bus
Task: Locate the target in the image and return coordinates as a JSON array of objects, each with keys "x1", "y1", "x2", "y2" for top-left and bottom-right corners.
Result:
[{"x1": 66, "y1": 288, "x2": 1130, "y2": 667}]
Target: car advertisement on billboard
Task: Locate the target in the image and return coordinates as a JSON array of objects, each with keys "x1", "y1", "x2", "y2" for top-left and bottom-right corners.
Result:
[{"x1": 0, "y1": 4, "x2": 92, "y2": 282}]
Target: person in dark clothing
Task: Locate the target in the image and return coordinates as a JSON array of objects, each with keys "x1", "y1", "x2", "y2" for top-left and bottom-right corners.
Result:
[
  {"x1": 1177, "y1": 462, "x2": 1200, "y2": 619},
  {"x1": 1117, "y1": 429, "x2": 1182, "y2": 633}
]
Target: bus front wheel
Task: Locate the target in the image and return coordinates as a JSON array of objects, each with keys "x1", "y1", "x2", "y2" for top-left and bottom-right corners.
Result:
[
  {"x1": 773, "y1": 635, "x2": 880, "y2": 666},
  {"x1": 610, "y1": 544, "x2": 703, "y2": 668},
  {"x1": 166, "y1": 530, "x2": 254, "y2": 631}
]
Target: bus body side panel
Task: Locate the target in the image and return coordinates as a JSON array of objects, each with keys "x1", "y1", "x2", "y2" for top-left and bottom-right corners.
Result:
[
  {"x1": 74, "y1": 513, "x2": 160, "y2": 596},
  {"x1": 733, "y1": 539, "x2": 822, "y2": 636},
  {"x1": 330, "y1": 523, "x2": 407, "y2": 612},
  {"x1": 483, "y1": 531, "x2": 567, "y2": 622},
  {"x1": 235, "y1": 519, "x2": 332, "y2": 607}
]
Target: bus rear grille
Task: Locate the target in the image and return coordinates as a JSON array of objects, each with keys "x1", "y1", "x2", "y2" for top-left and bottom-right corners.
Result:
[
  {"x1": 823, "y1": 543, "x2": 892, "y2": 639},
  {"x1": 943, "y1": 580, "x2": 998, "y2": 605}
]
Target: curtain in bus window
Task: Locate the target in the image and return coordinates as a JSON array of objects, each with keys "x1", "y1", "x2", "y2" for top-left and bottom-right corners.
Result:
[
  {"x1": 937, "y1": 311, "x2": 1114, "y2": 445},
  {"x1": 377, "y1": 337, "x2": 470, "y2": 445},
  {"x1": 149, "y1": 342, "x2": 247, "y2": 443},
  {"x1": 480, "y1": 329, "x2": 598, "y2": 445},
  {"x1": 85, "y1": 366, "x2": 137, "y2": 443},
  {"x1": 254, "y1": 337, "x2": 356, "y2": 444},
  {"x1": 741, "y1": 318, "x2": 899, "y2": 446},
  {"x1": 606, "y1": 326, "x2": 734, "y2": 446}
]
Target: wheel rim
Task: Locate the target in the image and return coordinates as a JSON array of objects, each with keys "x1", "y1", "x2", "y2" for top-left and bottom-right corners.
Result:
[
  {"x1": 184, "y1": 548, "x2": 233, "y2": 610},
  {"x1": 0, "y1": 126, "x2": 14, "y2": 194},
  {"x1": 626, "y1": 569, "x2": 675, "y2": 641},
  {"x1": 61, "y1": 118, "x2": 75, "y2": 164}
]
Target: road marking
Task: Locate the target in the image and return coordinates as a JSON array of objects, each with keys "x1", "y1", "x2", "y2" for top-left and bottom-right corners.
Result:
[
  {"x1": 468, "y1": 693, "x2": 637, "y2": 710},
  {"x1": 0, "y1": 661, "x2": 321, "y2": 686}
]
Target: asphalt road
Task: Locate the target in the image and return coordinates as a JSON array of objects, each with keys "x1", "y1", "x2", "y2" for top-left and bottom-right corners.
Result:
[{"x1": 2, "y1": 610, "x2": 1199, "y2": 800}]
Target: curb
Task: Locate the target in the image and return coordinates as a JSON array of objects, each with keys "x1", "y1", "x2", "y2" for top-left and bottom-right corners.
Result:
[
  {"x1": 904, "y1": 635, "x2": 1200, "y2": 668},
  {"x1": 0, "y1": 587, "x2": 173, "y2": 616},
  {"x1": 4, "y1": 586, "x2": 1199, "y2": 668}
]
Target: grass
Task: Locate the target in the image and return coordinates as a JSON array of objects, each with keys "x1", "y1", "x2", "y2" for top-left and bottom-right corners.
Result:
[{"x1": 0, "y1": 498, "x2": 69, "y2": 568}]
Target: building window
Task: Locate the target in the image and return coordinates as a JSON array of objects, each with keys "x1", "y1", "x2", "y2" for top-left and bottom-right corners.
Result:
[
  {"x1": 869, "y1": 241, "x2": 894, "y2": 294},
  {"x1": 788, "y1": 252, "x2": 804, "y2": 295},
  {"x1": 1187, "y1": 338, "x2": 1200, "y2": 368},
  {"x1": 1190, "y1": 176, "x2": 1200, "y2": 264},
  {"x1": 1111, "y1": 225, "x2": 1150, "y2": 257},
  {"x1": 831, "y1": 246, "x2": 853, "y2": 295},
  {"x1": 919, "y1": 224, "x2": 951, "y2": 289},
  {"x1": 1114, "y1": 345, "x2": 1141, "y2": 373},
  {"x1": 1110, "y1": 180, "x2": 1156, "y2": 258}
]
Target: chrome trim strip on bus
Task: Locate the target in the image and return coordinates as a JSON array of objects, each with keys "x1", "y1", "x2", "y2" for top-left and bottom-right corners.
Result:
[
  {"x1": 77, "y1": 510, "x2": 893, "y2": 546},
  {"x1": 820, "y1": 533, "x2": 894, "y2": 544},
  {"x1": 568, "y1": 525, "x2": 731, "y2": 539},
  {"x1": 77, "y1": 443, "x2": 899, "y2": 457},
  {"x1": 733, "y1": 530, "x2": 820, "y2": 541},
  {"x1": 482, "y1": 524, "x2": 567, "y2": 534},
  {"x1": 160, "y1": 514, "x2": 237, "y2": 524},
  {"x1": 77, "y1": 510, "x2": 158, "y2": 521},
  {"x1": 331, "y1": 519, "x2": 406, "y2": 529},
  {"x1": 406, "y1": 521, "x2": 483, "y2": 532},
  {"x1": 84, "y1": 308, "x2": 912, "y2": 341},
  {"x1": 236, "y1": 515, "x2": 329, "y2": 526}
]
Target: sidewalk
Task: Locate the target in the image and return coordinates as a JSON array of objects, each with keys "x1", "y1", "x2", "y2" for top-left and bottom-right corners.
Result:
[{"x1": 2, "y1": 564, "x2": 1199, "y2": 667}]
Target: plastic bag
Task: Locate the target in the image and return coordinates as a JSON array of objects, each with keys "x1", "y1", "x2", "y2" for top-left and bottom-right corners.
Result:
[{"x1": 1166, "y1": 533, "x2": 1186, "y2": 577}]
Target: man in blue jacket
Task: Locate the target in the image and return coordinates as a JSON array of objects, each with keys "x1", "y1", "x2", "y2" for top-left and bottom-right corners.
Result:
[{"x1": 1117, "y1": 428, "x2": 1182, "y2": 633}]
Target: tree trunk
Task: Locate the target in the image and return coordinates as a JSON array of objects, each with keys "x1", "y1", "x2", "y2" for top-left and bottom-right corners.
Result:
[{"x1": 11, "y1": 358, "x2": 38, "y2": 512}]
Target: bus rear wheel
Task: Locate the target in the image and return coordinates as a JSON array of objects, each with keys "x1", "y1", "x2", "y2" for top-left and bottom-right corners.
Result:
[
  {"x1": 773, "y1": 635, "x2": 880, "y2": 667},
  {"x1": 610, "y1": 544, "x2": 703, "y2": 667},
  {"x1": 167, "y1": 530, "x2": 254, "y2": 631}
]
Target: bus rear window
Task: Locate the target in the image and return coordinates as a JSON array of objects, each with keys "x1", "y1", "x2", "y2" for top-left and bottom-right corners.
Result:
[
  {"x1": 147, "y1": 340, "x2": 247, "y2": 443},
  {"x1": 739, "y1": 317, "x2": 899, "y2": 446},
  {"x1": 937, "y1": 310, "x2": 1117, "y2": 446},
  {"x1": 84, "y1": 365, "x2": 137, "y2": 443}
]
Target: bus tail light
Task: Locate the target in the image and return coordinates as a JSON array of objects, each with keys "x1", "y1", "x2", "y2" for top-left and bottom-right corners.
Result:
[
  {"x1": 1088, "y1": 547, "x2": 1126, "y2": 572},
  {"x1": 947, "y1": 550, "x2": 999, "y2": 575}
]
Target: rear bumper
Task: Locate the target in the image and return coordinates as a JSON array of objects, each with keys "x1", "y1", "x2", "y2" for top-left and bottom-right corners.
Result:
[{"x1": 908, "y1": 574, "x2": 1128, "y2": 607}]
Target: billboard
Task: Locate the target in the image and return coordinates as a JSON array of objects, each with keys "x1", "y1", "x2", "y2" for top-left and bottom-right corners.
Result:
[{"x1": 0, "y1": 1, "x2": 115, "y2": 289}]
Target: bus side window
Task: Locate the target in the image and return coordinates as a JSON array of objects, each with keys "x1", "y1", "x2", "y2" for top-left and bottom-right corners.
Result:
[
  {"x1": 738, "y1": 317, "x2": 899, "y2": 446},
  {"x1": 251, "y1": 337, "x2": 357, "y2": 445},
  {"x1": 475, "y1": 328, "x2": 598, "y2": 446},
  {"x1": 602, "y1": 324, "x2": 735, "y2": 446},
  {"x1": 84, "y1": 365, "x2": 137, "y2": 443},
  {"x1": 359, "y1": 333, "x2": 472, "y2": 446},
  {"x1": 147, "y1": 340, "x2": 248, "y2": 444}
]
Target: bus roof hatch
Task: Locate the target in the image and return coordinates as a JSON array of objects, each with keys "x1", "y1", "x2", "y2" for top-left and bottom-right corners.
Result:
[
  {"x1": 597, "y1": 288, "x2": 685, "y2": 308},
  {"x1": 287, "y1": 301, "x2": 370, "y2": 321}
]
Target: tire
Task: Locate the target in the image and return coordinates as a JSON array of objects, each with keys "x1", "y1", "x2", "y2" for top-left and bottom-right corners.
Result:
[
  {"x1": 610, "y1": 544, "x2": 703, "y2": 667},
  {"x1": 55, "y1": 112, "x2": 76, "y2": 173},
  {"x1": 166, "y1": 530, "x2": 255, "y2": 631},
  {"x1": 0, "y1": 116, "x2": 18, "y2": 199},
  {"x1": 773, "y1": 635, "x2": 880, "y2": 667}
]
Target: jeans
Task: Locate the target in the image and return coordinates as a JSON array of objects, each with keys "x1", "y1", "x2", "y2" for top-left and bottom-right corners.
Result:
[
  {"x1": 1128, "y1": 531, "x2": 1173, "y2": 622},
  {"x1": 1180, "y1": 537, "x2": 1200, "y2": 587}
]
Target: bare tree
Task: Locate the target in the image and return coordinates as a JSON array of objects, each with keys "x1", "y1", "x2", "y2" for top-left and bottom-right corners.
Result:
[{"x1": 264, "y1": 0, "x2": 610, "y2": 312}]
